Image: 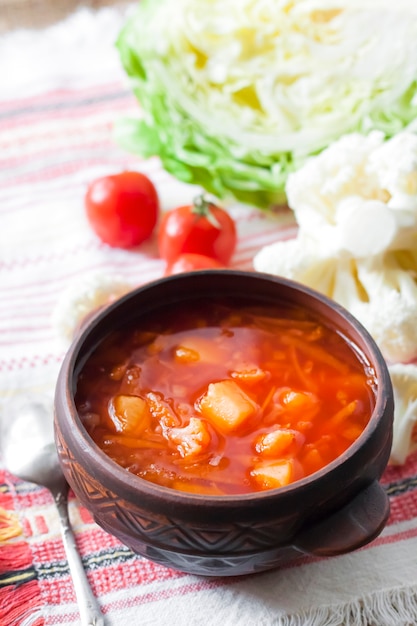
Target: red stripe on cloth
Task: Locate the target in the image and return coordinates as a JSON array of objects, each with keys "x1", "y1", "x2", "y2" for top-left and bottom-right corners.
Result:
[
  {"x1": 22, "y1": 519, "x2": 33, "y2": 538},
  {"x1": 0, "y1": 95, "x2": 135, "y2": 131},
  {"x1": 0, "y1": 241, "x2": 124, "y2": 271},
  {"x1": 372, "y1": 524, "x2": 417, "y2": 548},
  {"x1": 0, "y1": 188, "x2": 80, "y2": 214},
  {"x1": 286, "y1": 522, "x2": 417, "y2": 572},
  {"x1": 0, "y1": 354, "x2": 64, "y2": 373},
  {"x1": 78, "y1": 506, "x2": 93, "y2": 525},
  {"x1": 0, "y1": 82, "x2": 128, "y2": 111},
  {"x1": 388, "y1": 489, "x2": 417, "y2": 525},
  {"x1": 0, "y1": 140, "x2": 120, "y2": 171},
  {"x1": 0, "y1": 309, "x2": 56, "y2": 322},
  {"x1": 36, "y1": 575, "x2": 99, "y2": 608},
  {"x1": 0, "y1": 337, "x2": 58, "y2": 349},
  {"x1": 0, "y1": 489, "x2": 14, "y2": 512},
  {"x1": 382, "y1": 452, "x2": 417, "y2": 483},
  {"x1": 0, "y1": 98, "x2": 131, "y2": 129},
  {"x1": 0, "y1": 296, "x2": 57, "y2": 313},
  {"x1": 1, "y1": 157, "x2": 140, "y2": 188},
  {"x1": 87, "y1": 559, "x2": 184, "y2": 598},
  {"x1": 0, "y1": 325, "x2": 53, "y2": 335},
  {"x1": 0, "y1": 252, "x2": 161, "y2": 286},
  {"x1": 232, "y1": 241, "x2": 296, "y2": 265},
  {"x1": 261, "y1": 514, "x2": 417, "y2": 576},
  {"x1": 10, "y1": 484, "x2": 53, "y2": 511},
  {"x1": 35, "y1": 516, "x2": 49, "y2": 536},
  {"x1": 71, "y1": 525, "x2": 129, "y2": 557},
  {"x1": 31, "y1": 535, "x2": 68, "y2": 566},
  {"x1": 237, "y1": 222, "x2": 296, "y2": 244},
  {"x1": 103, "y1": 575, "x2": 241, "y2": 613}
]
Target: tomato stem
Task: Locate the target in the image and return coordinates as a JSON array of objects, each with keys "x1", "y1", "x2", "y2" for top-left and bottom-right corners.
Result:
[{"x1": 192, "y1": 195, "x2": 221, "y2": 229}]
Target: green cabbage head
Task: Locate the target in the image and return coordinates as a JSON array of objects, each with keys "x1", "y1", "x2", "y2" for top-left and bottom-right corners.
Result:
[{"x1": 116, "y1": 0, "x2": 417, "y2": 209}]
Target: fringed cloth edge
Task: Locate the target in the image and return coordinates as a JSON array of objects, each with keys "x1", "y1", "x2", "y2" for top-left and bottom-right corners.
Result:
[
  {"x1": 0, "y1": 579, "x2": 44, "y2": 626},
  {"x1": 277, "y1": 585, "x2": 417, "y2": 626}
]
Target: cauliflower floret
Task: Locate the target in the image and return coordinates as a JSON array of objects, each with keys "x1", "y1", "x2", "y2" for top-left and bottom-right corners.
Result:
[
  {"x1": 351, "y1": 255, "x2": 417, "y2": 363},
  {"x1": 51, "y1": 273, "x2": 133, "y2": 344},
  {"x1": 254, "y1": 235, "x2": 336, "y2": 293},
  {"x1": 389, "y1": 363, "x2": 417, "y2": 465},
  {"x1": 286, "y1": 132, "x2": 386, "y2": 248},
  {"x1": 167, "y1": 417, "x2": 211, "y2": 459},
  {"x1": 335, "y1": 196, "x2": 399, "y2": 257},
  {"x1": 255, "y1": 234, "x2": 345, "y2": 298},
  {"x1": 351, "y1": 290, "x2": 417, "y2": 365},
  {"x1": 285, "y1": 131, "x2": 417, "y2": 258},
  {"x1": 256, "y1": 245, "x2": 417, "y2": 364},
  {"x1": 329, "y1": 253, "x2": 417, "y2": 364},
  {"x1": 369, "y1": 131, "x2": 417, "y2": 211},
  {"x1": 286, "y1": 132, "x2": 385, "y2": 211}
]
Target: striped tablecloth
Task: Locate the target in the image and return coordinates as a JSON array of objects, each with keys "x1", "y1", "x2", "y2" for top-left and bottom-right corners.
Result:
[{"x1": 1, "y1": 6, "x2": 417, "y2": 626}]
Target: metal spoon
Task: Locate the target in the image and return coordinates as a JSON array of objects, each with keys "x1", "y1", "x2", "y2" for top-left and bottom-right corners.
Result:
[{"x1": 0, "y1": 396, "x2": 105, "y2": 626}]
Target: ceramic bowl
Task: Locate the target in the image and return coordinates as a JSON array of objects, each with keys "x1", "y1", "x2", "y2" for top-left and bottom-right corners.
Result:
[{"x1": 54, "y1": 270, "x2": 394, "y2": 576}]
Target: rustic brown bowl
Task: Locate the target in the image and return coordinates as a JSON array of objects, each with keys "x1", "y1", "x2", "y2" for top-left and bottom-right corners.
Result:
[{"x1": 54, "y1": 270, "x2": 394, "y2": 577}]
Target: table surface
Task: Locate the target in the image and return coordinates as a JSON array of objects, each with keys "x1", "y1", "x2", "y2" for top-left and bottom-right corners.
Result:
[
  {"x1": 0, "y1": 0, "x2": 129, "y2": 33},
  {"x1": 1, "y1": 4, "x2": 417, "y2": 626}
]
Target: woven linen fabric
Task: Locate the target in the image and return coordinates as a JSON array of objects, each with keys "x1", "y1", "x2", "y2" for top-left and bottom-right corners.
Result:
[{"x1": 1, "y1": 6, "x2": 417, "y2": 626}]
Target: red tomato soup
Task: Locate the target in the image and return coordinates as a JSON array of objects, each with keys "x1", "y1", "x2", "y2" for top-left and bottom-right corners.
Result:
[{"x1": 75, "y1": 298, "x2": 377, "y2": 495}]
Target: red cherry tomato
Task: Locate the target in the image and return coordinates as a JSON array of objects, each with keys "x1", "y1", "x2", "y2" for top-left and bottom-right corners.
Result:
[
  {"x1": 165, "y1": 253, "x2": 225, "y2": 275},
  {"x1": 85, "y1": 171, "x2": 159, "y2": 248},
  {"x1": 158, "y1": 196, "x2": 237, "y2": 264}
]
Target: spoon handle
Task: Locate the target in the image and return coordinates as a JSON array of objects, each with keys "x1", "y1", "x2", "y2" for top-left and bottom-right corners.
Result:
[{"x1": 53, "y1": 488, "x2": 105, "y2": 626}]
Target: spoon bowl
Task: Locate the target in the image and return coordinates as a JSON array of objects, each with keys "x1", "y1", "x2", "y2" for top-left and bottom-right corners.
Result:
[
  {"x1": 0, "y1": 395, "x2": 104, "y2": 626},
  {"x1": 2, "y1": 397, "x2": 65, "y2": 489}
]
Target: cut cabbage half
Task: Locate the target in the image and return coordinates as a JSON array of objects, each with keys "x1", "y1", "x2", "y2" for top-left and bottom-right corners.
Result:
[{"x1": 116, "y1": 0, "x2": 417, "y2": 208}]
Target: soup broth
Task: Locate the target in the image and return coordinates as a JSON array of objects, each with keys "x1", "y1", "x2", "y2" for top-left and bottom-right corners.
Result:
[{"x1": 75, "y1": 297, "x2": 376, "y2": 495}]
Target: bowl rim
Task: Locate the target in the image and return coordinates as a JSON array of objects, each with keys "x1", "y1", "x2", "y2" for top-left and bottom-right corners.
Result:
[{"x1": 56, "y1": 269, "x2": 393, "y2": 507}]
